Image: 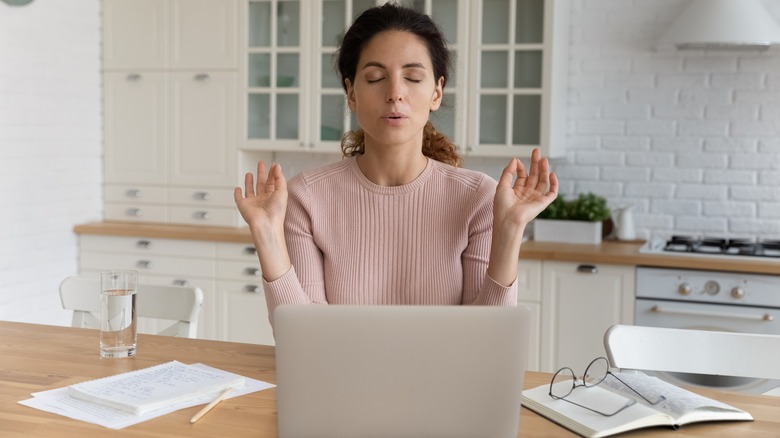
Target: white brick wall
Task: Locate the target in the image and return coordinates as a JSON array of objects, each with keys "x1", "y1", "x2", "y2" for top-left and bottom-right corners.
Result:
[
  {"x1": 554, "y1": 0, "x2": 780, "y2": 240},
  {"x1": 0, "y1": 0, "x2": 101, "y2": 324}
]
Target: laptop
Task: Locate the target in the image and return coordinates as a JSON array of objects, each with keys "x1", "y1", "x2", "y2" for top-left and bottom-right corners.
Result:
[{"x1": 274, "y1": 305, "x2": 531, "y2": 438}]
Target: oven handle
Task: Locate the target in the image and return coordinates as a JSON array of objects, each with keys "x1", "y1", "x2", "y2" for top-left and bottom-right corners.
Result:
[{"x1": 650, "y1": 305, "x2": 775, "y2": 321}]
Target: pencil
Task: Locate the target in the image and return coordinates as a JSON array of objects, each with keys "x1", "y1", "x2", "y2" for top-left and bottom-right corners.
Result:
[{"x1": 190, "y1": 387, "x2": 234, "y2": 424}]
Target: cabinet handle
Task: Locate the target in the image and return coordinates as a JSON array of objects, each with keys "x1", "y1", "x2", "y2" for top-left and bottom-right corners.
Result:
[
  {"x1": 136, "y1": 260, "x2": 153, "y2": 269},
  {"x1": 194, "y1": 211, "x2": 210, "y2": 220},
  {"x1": 126, "y1": 73, "x2": 142, "y2": 81},
  {"x1": 194, "y1": 73, "x2": 210, "y2": 81},
  {"x1": 136, "y1": 240, "x2": 153, "y2": 249},
  {"x1": 577, "y1": 264, "x2": 598, "y2": 274},
  {"x1": 172, "y1": 279, "x2": 190, "y2": 287},
  {"x1": 244, "y1": 267, "x2": 262, "y2": 277},
  {"x1": 193, "y1": 191, "x2": 210, "y2": 201},
  {"x1": 243, "y1": 246, "x2": 257, "y2": 255},
  {"x1": 126, "y1": 189, "x2": 142, "y2": 198},
  {"x1": 244, "y1": 285, "x2": 262, "y2": 293},
  {"x1": 126, "y1": 208, "x2": 143, "y2": 217}
]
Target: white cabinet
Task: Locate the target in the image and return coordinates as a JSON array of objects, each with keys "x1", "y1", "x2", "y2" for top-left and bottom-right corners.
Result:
[
  {"x1": 517, "y1": 259, "x2": 542, "y2": 371},
  {"x1": 540, "y1": 261, "x2": 635, "y2": 373},
  {"x1": 77, "y1": 235, "x2": 275, "y2": 345},
  {"x1": 102, "y1": 0, "x2": 242, "y2": 227},
  {"x1": 77, "y1": 235, "x2": 220, "y2": 340},
  {"x1": 239, "y1": 0, "x2": 567, "y2": 158},
  {"x1": 216, "y1": 242, "x2": 275, "y2": 345},
  {"x1": 103, "y1": 0, "x2": 238, "y2": 70}
]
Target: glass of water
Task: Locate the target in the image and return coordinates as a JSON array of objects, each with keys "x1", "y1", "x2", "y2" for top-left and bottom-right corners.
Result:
[{"x1": 100, "y1": 270, "x2": 138, "y2": 358}]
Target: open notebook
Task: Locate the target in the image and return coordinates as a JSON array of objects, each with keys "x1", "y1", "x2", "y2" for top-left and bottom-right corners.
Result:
[{"x1": 274, "y1": 305, "x2": 531, "y2": 438}]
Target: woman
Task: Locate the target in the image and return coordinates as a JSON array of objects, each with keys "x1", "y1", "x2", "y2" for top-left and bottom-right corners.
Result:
[{"x1": 235, "y1": 3, "x2": 558, "y2": 326}]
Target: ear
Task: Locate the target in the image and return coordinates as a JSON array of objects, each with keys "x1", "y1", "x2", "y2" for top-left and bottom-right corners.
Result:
[
  {"x1": 345, "y1": 78, "x2": 356, "y2": 112},
  {"x1": 430, "y1": 76, "x2": 444, "y2": 112}
]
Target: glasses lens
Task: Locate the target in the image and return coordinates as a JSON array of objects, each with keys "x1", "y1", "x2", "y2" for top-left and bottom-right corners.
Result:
[
  {"x1": 550, "y1": 367, "x2": 576, "y2": 398},
  {"x1": 584, "y1": 357, "x2": 609, "y2": 387}
]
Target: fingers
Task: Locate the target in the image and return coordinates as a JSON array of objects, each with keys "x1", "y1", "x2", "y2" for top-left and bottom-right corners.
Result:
[
  {"x1": 269, "y1": 163, "x2": 287, "y2": 194},
  {"x1": 497, "y1": 158, "x2": 519, "y2": 189}
]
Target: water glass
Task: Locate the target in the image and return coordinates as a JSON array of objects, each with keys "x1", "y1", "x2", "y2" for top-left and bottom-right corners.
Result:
[{"x1": 100, "y1": 270, "x2": 138, "y2": 358}]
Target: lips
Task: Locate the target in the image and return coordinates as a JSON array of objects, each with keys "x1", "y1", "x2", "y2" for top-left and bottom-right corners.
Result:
[{"x1": 382, "y1": 112, "x2": 407, "y2": 120}]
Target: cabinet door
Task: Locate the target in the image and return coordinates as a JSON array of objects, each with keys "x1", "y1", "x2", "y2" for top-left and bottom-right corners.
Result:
[
  {"x1": 104, "y1": 72, "x2": 168, "y2": 184},
  {"x1": 218, "y1": 280, "x2": 275, "y2": 345},
  {"x1": 540, "y1": 261, "x2": 635, "y2": 372},
  {"x1": 103, "y1": 0, "x2": 167, "y2": 69},
  {"x1": 467, "y1": 0, "x2": 567, "y2": 158},
  {"x1": 170, "y1": 0, "x2": 239, "y2": 69},
  {"x1": 169, "y1": 72, "x2": 237, "y2": 187},
  {"x1": 243, "y1": 0, "x2": 307, "y2": 150}
]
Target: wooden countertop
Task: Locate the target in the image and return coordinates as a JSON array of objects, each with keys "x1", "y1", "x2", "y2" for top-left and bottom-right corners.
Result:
[{"x1": 74, "y1": 222, "x2": 780, "y2": 275}]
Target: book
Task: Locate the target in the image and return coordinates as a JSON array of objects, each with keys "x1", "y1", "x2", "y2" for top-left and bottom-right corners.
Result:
[
  {"x1": 67, "y1": 361, "x2": 245, "y2": 416},
  {"x1": 521, "y1": 371, "x2": 753, "y2": 438}
]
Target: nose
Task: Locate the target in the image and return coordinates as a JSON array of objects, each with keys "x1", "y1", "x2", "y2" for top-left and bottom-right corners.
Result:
[{"x1": 385, "y1": 78, "x2": 403, "y2": 103}]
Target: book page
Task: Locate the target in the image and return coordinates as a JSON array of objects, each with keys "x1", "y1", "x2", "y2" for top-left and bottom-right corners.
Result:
[
  {"x1": 600, "y1": 373, "x2": 746, "y2": 419},
  {"x1": 67, "y1": 361, "x2": 245, "y2": 415}
]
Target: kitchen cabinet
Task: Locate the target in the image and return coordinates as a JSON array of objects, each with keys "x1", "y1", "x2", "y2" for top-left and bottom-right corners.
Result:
[
  {"x1": 240, "y1": 0, "x2": 568, "y2": 158},
  {"x1": 540, "y1": 260, "x2": 635, "y2": 373},
  {"x1": 102, "y1": 0, "x2": 242, "y2": 227},
  {"x1": 77, "y1": 235, "x2": 275, "y2": 344},
  {"x1": 517, "y1": 259, "x2": 542, "y2": 371}
]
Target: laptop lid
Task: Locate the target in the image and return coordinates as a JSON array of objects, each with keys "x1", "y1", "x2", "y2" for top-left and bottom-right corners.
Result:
[{"x1": 274, "y1": 305, "x2": 531, "y2": 438}]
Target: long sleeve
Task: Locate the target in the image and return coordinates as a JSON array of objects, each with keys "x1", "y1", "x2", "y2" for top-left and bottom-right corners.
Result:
[{"x1": 261, "y1": 157, "x2": 517, "y2": 327}]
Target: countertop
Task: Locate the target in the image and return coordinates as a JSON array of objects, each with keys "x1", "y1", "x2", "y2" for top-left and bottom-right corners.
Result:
[{"x1": 74, "y1": 222, "x2": 780, "y2": 275}]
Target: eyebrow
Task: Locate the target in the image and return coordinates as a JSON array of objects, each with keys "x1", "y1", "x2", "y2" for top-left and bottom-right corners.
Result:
[{"x1": 361, "y1": 61, "x2": 427, "y2": 70}]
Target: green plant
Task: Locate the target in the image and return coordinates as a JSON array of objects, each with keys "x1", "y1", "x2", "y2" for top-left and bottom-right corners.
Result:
[{"x1": 538, "y1": 193, "x2": 610, "y2": 222}]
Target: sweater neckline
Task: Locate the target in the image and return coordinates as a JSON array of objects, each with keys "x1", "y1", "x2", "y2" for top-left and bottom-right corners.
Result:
[{"x1": 347, "y1": 156, "x2": 433, "y2": 195}]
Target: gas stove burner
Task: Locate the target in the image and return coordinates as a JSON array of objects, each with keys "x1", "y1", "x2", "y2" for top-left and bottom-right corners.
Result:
[{"x1": 658, "y1": 236, "x2": 780, "y2": 259}]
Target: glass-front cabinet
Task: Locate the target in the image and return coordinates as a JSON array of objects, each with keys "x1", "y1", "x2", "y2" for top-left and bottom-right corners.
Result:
[{"x1": 241, "y1": 0, "x2": 567, "y2": 157}]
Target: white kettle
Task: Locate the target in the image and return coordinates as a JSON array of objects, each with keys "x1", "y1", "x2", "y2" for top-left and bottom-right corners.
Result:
[{"x1": 614, "y1": 205, "x2": 636, "y2": 241}]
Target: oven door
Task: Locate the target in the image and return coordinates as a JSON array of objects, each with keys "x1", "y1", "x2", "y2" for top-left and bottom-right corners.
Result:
[{"x1": 635, "y1": 298, "x2": 780, "y2": 394}]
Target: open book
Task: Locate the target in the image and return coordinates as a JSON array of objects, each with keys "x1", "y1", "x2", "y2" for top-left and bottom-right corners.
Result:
[
  {"x1": 67, "y1": 361, "x2": 245, "y2": 415},
  {"x1": 522, "y1": 372, "x2": 752, "y2": 438}
]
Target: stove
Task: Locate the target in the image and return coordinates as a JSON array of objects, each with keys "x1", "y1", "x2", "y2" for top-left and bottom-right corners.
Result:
[{"x1": 640, "y1": 235, "x2": 780, "y2": 262}]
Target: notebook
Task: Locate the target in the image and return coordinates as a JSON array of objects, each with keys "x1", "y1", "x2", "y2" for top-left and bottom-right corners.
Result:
[{"x1": 274, "y1": 305, "x2": 531, "y2": 438}]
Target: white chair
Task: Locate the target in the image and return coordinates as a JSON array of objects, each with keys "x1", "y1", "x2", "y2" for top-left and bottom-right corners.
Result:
[
  {"x1": 59, "y1": 276, "x2": 203, "y2": 338},
  {"x1": 604, "y1": 324, "x2": 780, "y2": 392}
]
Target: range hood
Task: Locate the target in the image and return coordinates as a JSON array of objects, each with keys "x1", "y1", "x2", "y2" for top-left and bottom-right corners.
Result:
[{"x1": 657, "y1": 0, "x2": 780, "y2": 51}]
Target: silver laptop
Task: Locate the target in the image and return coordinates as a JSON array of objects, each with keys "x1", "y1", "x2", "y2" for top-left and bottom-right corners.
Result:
[{"x1": 274, "y1": 305, "x2": 531, "y2": 438}]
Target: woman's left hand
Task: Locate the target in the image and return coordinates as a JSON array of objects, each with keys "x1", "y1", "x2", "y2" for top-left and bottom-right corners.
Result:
[{"x1": 493, "y1": 147, "x2": 558, "y2": 233}]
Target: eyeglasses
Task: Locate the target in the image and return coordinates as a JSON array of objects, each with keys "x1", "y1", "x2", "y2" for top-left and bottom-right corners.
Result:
[{"x1": 549, "y1": 357, "x2": 666, "y2": 417}]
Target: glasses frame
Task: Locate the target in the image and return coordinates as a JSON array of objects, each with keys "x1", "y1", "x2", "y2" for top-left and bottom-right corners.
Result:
[{"x1": 549, "y1": 357, "x2": 666, "y2": 417}]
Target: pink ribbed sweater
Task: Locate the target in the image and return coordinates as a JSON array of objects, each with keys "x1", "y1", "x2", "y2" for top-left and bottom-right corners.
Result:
[{"x1": 262, "y1": 157, "x2": 517, "y2": 323}]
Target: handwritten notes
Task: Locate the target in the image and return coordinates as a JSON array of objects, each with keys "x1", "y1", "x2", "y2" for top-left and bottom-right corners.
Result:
[{"x1": 67, "y1": 361, "x2": 245, "y2": 415}]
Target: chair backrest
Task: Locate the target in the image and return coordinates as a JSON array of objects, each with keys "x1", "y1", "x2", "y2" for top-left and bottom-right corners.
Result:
[
  {"x1": 604, "y1": 324, "x2": 780, "y2": 381},
  {"x1": 59, "y1": 276, "x2": 203, "y2": 338}
]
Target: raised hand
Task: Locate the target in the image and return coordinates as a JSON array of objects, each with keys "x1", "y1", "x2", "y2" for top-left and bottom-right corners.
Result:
[
  {"x1": 487, "y1": 148, "x2": 558, "y2": 286},
  {"x1": 493, "y1": 148, "x2": 558, "y2": 231},
  {"x1": 234, "y1": 161, "x2": 291, "y2": 281}
]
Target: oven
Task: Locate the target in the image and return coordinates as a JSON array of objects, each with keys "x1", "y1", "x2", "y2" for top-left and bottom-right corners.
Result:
[{"x1": 636, "y1": 236, "x2": 780, "y2": 394}]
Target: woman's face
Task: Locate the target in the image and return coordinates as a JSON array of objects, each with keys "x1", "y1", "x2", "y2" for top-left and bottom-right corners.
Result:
[{"x1": 345, "y1": 30, "x2": 443, "y2": 152}]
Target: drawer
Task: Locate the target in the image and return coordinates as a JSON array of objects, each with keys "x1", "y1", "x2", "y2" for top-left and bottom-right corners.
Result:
[
  {"x1": 169, "y1": 206, "x2": 239, "y2": 227},
  {"x1": 104, "y1": 202, "x2": 168, "y2": 223},
  {"x1": 105, "y1": 184, "x2": 167, "y2": 204},
  {"x1": 169, "y1": 186, "x2": 235, "y2": 207},
  {"x1": 217, "y1": 259, "x2": 263, "y2": 282},
  {"x1": 80, "y1": 252, "x2": 216, "y2": 278},
  {"x1": 80, "y1": 235, "x2": 216, "y2": 258},
  {"x1": 217, "y1": 242, "x2": 259, "y2": 261}
]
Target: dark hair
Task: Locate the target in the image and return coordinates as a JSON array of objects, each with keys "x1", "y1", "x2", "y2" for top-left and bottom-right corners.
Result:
[{"x1": 336, "y1": 3, "x2": 462, "y2": 167}]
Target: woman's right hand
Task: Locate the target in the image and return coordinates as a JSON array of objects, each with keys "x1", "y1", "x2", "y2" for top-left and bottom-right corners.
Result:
[{"x1": 234, "y1": 161, "x2": 292, "y2": 281}]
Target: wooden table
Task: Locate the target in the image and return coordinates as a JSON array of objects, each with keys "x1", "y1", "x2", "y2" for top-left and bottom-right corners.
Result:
[{"x1": 1, "y1": 321, "x2": 779, "y2": 437}]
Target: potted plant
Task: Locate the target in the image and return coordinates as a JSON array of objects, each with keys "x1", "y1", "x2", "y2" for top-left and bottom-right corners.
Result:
[{"x1": 534, "y1": 193, "x2": 611, "y2": 244}]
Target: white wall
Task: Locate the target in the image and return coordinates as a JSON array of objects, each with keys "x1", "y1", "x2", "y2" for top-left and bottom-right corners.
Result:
[
  {"x1": 0, "y1": 0, "x2": 102, "y2": 324},
  {"x1": 558, "y1": 0, "x2": 780, "y2": 240}
]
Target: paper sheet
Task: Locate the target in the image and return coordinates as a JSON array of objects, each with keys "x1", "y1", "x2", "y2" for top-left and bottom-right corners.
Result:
[{"x1": 18, "y1": 363, "x2": 275, "y2": 429}]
